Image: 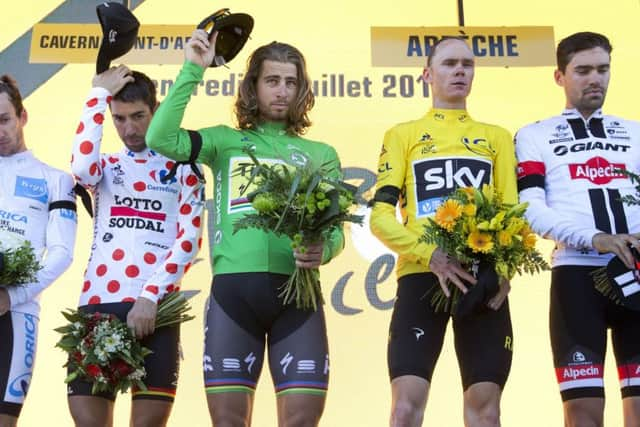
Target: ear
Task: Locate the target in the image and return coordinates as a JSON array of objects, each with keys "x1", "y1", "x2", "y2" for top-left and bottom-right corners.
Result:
[
  {"x1": 19, "y1": 108, "x2": 28, "y2": 127},
  {"x1": 422, "y1": 67, "x2": 432, "y2": 85},
  {"x1": 554, "y1": 69, "x2": 564, "y2": 87},
  {"x1": 152, "y1": 101, "x2": 159, "y2": 114}
]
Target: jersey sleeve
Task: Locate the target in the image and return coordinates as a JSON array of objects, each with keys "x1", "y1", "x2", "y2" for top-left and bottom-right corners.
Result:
[
  {"x1": 146, "y1": 61, "x2": 218, "y2": 164},
  {"x1": 138, "y1": 165, "x2": 205, "y2": 303},
  {"x1": 320, "y1": 145, "x2": 345, "y2": 264},
  {"x1": 515, "y1": 125, "x2": 601, "y2": 248},
  {"x1": 369, "y1": 126, "x2": 435, "y2": 267},
  {"x1": 492, "y1": 127, "x2": 518, "y2": 205},
  {"x1": 71, "y1": 87, "x2": 110, "y2": 190},
  {"x1": 7, "y1": 172, "x2": 77, "y2": 307}
]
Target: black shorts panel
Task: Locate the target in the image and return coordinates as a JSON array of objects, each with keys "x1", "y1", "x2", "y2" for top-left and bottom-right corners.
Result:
[
  {"x1": 550, "y1": 266, "x2": 640, "y2": 401},
  {"x1": 67, "y1": 302, "x2": 180, "y2": 402},
  {"x1": 388, "y1": 273, "x2": 513, "y2": 390},
  {"x1": 204, "y1": 273, "x2": 329, "y2": 396}
]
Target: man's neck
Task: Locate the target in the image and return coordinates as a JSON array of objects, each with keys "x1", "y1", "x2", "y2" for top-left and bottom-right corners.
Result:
[{"x1": 432, "y1": 99, "x2": 466, "y2": 110}]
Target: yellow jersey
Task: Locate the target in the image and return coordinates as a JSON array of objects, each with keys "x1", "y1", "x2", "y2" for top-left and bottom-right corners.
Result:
[{"x1": 370, "y1": 108, "x2": 517, "y2": 278}]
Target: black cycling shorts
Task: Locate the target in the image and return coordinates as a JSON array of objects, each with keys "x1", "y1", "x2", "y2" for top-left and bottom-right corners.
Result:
[
  {"x1": 388, "y1": 273, "x2": 513, "y2": 390},
  {"x1": 550, "y1": 266, "x2": 640, "y2": 401},
  {"x1": 0, "y1": 311, "x2": 39, "y2": 417},
  {"x1": 204, "y1": 272, "x2": 329, "y2": 397},
  {"x1": 67, "y1": 302, "x2": 180, "y2": 402}
]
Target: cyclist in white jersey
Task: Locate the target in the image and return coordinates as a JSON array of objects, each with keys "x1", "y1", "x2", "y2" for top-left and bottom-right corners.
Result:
[
  {"x1": 0, "y1": 75, "x2": 77, "y2": 425},
  {"x1": 516, "y1": 32, "x2": 640, "y2": 427}
]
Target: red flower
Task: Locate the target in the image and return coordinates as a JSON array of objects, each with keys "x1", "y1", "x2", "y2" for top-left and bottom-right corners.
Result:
[
  {"x1": 72, "y1": 351, "x2": 83, "y2": 363},
  {"x1": 111, "y1": 359, "x2": 134, "y2": 377},
  {"x1": 86, "y1": 364, "x2": 103, "y2": 378}
]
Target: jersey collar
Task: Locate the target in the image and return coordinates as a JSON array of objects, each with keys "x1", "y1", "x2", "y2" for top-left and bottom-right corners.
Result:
[
  {"x1": 256, "y1": 121, "x2": 287, "y2": 136},
  {"x1": 0, "y1": 149, "x2": 35, "y2": 165},
  {"x1": 561, "y1": 108, "x2": 603, "y2": 121},
  {"x1": 121, "y1": 147, "x2": 158, "y2": 161},
  {"x1": 426, "y1": 108, "x2": 471, "y2": 123}
]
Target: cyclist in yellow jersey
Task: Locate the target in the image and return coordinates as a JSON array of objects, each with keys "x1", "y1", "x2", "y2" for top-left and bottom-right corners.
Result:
[{"x1": 370, "y1": 38, "x2": 517, "y2": 427}]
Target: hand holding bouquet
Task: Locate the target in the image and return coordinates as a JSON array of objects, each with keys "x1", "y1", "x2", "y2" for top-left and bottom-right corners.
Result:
[
  {"x1": 233, "y1": 146, "x2": 363, "y2": 310},
  {"x1": 420, "y1": 185, "x2": 549, "y2": 314},
  {"x1": 0, "y1": 231, "x2": 41, "y2": 287},
  {"x1": 55, "y1": 291, "x2": 194, "y2": 394}
]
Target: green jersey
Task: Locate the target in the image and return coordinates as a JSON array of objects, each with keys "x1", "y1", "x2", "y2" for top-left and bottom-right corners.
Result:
[{"x1": 147, "y1": 61, "x2": 344, "y2": 276}]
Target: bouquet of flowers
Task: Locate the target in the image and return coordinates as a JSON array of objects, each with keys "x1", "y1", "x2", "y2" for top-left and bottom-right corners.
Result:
[
  {"x1": 233, "y1": 146, "x2": 363, "y2": 310},
  {"x1": 420, "y1": 185, "x2": 549, "y2": 314},
  {"x1": 0, "y1": 231, "x2": 41, "y2": 287},
  {"x1": 55, "y1": 291, "x2": 195, "y2": 394}
]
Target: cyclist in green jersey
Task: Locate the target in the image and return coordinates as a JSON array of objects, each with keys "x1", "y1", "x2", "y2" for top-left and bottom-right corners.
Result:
[{"x1": 147, "y1": 30, "x2": 344, "y2": 426}]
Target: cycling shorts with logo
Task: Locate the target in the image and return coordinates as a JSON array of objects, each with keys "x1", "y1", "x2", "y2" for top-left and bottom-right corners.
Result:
[
  {"x1": 0, "y1": 311, "x2": 39, "y2": 417},
  {"x1": 551, "y1": 266, "x2": 640, "y2": 401},
  {"x1": 204, "y1": 272, "x2": 329, "y2": 397},
  {"x1": 388, "y1": 273, "x2": 513, "y2": 390}
]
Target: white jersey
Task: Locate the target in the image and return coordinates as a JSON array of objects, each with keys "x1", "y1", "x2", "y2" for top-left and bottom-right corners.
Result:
[
  {"x1": 0, "y1": 151, "x2": 77, "y2": 316},
  {"x1": 72, "y1": 87, "x2": 204, "y2": 306},
  {"x1": 515, "y1": 108, "x2": 640, "y2": 267}
]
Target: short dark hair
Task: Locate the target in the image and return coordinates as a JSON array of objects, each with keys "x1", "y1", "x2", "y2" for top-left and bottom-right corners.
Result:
[
  {"x1": 427, "y1": 37, "x2": 468, "y2": 67},
  {"x1": 0, "y1": 75, "x2": 24, "y2": 115},
  {"x1": 112, "y1": 70, "x2": 156, "y2": 111},
  {"x1": 235, "y1": 42, "x2": 314, "y2": 135},
  {"x1": 556, "y1": 32, "x2": 612, "y2": 73}
]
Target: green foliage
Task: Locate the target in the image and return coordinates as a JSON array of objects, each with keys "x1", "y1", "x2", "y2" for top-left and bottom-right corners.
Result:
[
  {"x1": 0, "y1": 240, "x2": 42, "y2": 287},
  {"x1": 232, "y1": 146, "x2": 363, "y2": 310}
]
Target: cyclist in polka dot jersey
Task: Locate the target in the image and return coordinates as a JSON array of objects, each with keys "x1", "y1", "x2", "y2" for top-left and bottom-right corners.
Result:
[{"x1": 67, "y1": 66, "x2": 204, "y2": 427}]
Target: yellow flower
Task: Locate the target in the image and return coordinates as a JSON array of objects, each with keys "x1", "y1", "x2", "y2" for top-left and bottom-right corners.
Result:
[
  {"x1": 477, "y1": 221, "x2": 491, "y2": 230},
  {"x1": 506, "y1": 217, "x2": 525, "y2": 235},
  {"x1": 495, "y1": 262, "x2": 510, "y2": 278},
  {"x1": 435, "y1": 199, "x2": 463, "y2": 231},
  {"x1": 462, "y1": 203, "x2": 477, "y2": 217},
  {"x1": 498, "y1": 230, "x2": 513, "y2": 246},
  {"x1": 488, "y1": 211, "x2": 506, "y2": 230},
  {"x1": 460, "y1": 187, "x2": 476, "y2": 201},
  {"x1": 467, "y1": 231, "x2": 494, "y2": 253},
  {"x1": 523, "y1": 233, "x2": 537, "y2": 249}
]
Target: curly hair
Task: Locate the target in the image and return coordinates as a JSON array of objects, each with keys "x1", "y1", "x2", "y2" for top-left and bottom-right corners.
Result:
[{"x1": 235, "y1": 42, "x2": 314, "y2": 135}]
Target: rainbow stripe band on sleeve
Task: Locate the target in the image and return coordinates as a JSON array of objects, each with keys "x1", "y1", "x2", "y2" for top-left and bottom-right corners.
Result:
[
  {"x1": 205, "y1": 378, "x2": 257, "y2": 394},
  {"x1": 275, "y1": 380, "x2": 328, "y2": 397}
]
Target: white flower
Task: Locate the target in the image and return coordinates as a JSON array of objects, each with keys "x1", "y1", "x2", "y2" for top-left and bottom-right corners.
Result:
[{"x1": 0, "y1": 231, "x2": 25, "y2": 251}]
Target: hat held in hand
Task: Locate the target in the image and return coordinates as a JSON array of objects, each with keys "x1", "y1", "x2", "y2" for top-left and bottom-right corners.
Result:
[
  {"x1": 454, "y1": 260, "x2": 500, "y2": 319},
  {"x1": 595, "y1": 246, "x2": 640, "y2": 311},
  {"x1": 96, "y1": 2, "x2": 140, "y2": 74},
  {"x1": 197, "y1": 8, "x2": 254, "y2": 67}
]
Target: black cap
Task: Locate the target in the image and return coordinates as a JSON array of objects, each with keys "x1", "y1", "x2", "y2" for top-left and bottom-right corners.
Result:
[
  {"x1": 197, "y1": 8, "x2": 253, "y2": 67},
  {"x1": 96, "y1": 2, "x2": 140, "y2": 74},
  {"x1": 454, "y1": 260, "x2": 500, "y2": 319},
  {"x1": 605, "y1": 248, "x2": 640, "y2": 311}
]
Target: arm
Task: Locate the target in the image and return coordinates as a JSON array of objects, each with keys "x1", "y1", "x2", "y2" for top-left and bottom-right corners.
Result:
[
  {"x1": 515, "y1": 126, "x2": 602, "y2": 248},
  {"x1": 139, "y1": 167, "x2": 205, "y2": 302},
  {"x1": 492, "y1": 127, "x2": 518, "y2": 205},
  {"x1": 369, "y1": 127, "x2": 434, "y2": 266},
  {"x1": 71, "y1": 66, "x2": 134, "y2": 189},
  {"x1": 146, "y1": 30, "x2": 218, "y2": 163},
  {"x1": 127, "y1": 166, "x2": 205, "y2": 338},
  {"x1": 5, "y1": 173, "x2": 77, "y2": 308}
]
